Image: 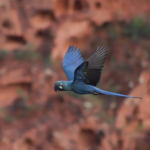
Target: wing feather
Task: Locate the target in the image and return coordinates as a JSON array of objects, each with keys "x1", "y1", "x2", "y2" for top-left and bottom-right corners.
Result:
[
  {"x1": 83, "y1": 45, "x2": 108, "y2": 86},
  {"x1": 63, "y1": 45, "x2": 84, "y2": 81},
  {"x1": 74, "y1": 45, "x2": 108, "y2": 86}
]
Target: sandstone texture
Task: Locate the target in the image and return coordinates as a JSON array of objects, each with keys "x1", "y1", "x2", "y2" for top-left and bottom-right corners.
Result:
[{"x1": 0, "y1": 0, "x2": 150, "y2": 150}]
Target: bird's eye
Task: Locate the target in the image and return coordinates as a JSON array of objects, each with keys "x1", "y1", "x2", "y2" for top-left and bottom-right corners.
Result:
[
  {"x1": 59, "y1": 83, "x2": 62, "y2": 85},
  {"x1": 59, "y1": 86, "x2": 63, "y2": 89}
]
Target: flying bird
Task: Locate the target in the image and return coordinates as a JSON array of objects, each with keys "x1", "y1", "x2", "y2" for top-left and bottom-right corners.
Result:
[{"x1": 54, "y1": 45, "x2": 142, "y2": 99}]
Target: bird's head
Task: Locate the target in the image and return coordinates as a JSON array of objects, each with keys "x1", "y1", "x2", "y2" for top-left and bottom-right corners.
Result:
[
  {"x1": 54, "y1": 81, "x2": 64, "y2": 92},
  {"x1": 54, "y1": 81, "x2": 72, "y2": 92}
]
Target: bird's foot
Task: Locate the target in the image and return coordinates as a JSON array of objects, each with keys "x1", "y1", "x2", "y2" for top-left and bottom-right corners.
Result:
[{"x1": 93, "y1": 91, "x2": 99, "y2": 95}]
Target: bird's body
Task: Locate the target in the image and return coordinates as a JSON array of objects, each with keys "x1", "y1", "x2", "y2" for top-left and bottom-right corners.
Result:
[
  {"x1": 72, "y1": 81, "x2": 93, "y2": 94},
  {"x1": 54, "y1": 45, "x2": 142, "y2": 99}
]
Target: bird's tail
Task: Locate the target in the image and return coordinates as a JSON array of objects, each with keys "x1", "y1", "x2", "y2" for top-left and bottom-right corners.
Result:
[{"x1": 94, "y1": 87, "x2": 142, "y2": 99}]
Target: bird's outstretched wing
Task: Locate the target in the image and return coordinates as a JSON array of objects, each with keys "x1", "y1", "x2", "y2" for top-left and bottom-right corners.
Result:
[
  {"x1": 74, "y1": 45, "x2": 108, "y2": 86},
  {"x1": 63, "y1": 45, "x2": 84, "y2": 81}
]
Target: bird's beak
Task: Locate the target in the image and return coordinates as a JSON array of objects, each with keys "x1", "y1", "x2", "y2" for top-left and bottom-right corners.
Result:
[{"x1": 54, "y1": 85, "x2": 57, "y2": 92}]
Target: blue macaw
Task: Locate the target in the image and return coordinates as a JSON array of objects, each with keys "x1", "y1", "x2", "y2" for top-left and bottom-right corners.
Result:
[{"x1": 54, "y1": 45, "x2": 142, "y2": 99}]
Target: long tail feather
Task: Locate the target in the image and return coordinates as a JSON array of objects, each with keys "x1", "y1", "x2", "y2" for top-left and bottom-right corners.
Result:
[{"x1": 95, "y1": 87, "x2": 142, "y2": 99}]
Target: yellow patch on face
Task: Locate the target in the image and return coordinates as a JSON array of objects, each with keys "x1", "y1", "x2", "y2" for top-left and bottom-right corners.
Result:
[{"x1": 59, "y1": 85, "x2": 62, "y2": 89}]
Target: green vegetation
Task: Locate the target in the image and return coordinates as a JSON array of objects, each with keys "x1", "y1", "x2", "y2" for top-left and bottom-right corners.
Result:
[
  {"x1": 68, "y1": 91, "x2": 84, "y2": 100},
  {"x1": 5, "y1": 115, "x2": 15, "y2": 122},
  {"x1": 102, "y1": 17, "x2": 150, "y2": 41},
  {"x1": 0, "y1": 50, "x2": 8, "y2": 59},
  {"x1": 136, "y1": 121, "x2": 143, "y2": 131},
  {"x1": 14, "y1": 49, "x2": 42, "y2": 60},
  {"x1": 106, "y1": 24, "x2": 119, "y2": 40},
  {"x1": 16, "y1": 88, "x2": 28, "y2": 102},
  {"x1": 122, "y1": 17, "x2": 150, "y2": 40},
  {"x1": 108, "y1": 85, "x2": 120, "y2": 93}
]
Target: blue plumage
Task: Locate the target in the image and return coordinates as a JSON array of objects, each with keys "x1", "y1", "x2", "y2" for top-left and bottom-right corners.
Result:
[
  {"x1": 63, "y1": 46, "x2": 84, "y2": 80},
  {"x1": 54, "y1": 45, "x2": 142, "y2": 99}
]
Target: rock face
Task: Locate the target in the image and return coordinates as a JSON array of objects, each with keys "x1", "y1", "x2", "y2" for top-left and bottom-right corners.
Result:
[
  {"x1": 0, "y1": 0, "x2": 150, "y2": 54},
  {"x1": 115, "y1": 70, "x2": 150, "y2": 150},
  {"x1": 0, "y1": 67, "x2": 150, "y2": 150},
  {"x1": 0, "y1": 0, "x2": 150, "y2": 150}
]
